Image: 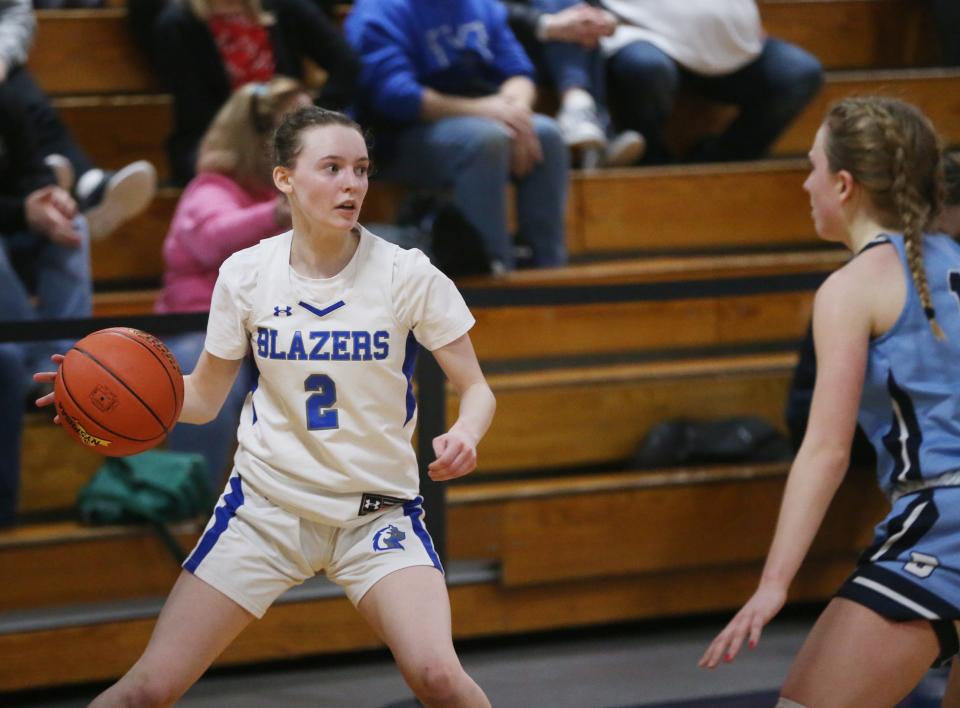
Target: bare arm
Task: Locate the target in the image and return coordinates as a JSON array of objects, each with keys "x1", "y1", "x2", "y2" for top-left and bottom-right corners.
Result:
[
  {"x1": 427, "y1": 333, "x2": 496, "y2": 481},
  {"x1": 179, "y1": 350, "x2": 244, "y2": 425},
  {"x1": 700, "y1": 266, "x2": 872, "y2": 668}
]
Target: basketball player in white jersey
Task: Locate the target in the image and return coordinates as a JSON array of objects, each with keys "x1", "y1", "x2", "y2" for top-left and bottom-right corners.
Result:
[{"x1": 39, "y1": 107, "x2": 496, "y2": 707}]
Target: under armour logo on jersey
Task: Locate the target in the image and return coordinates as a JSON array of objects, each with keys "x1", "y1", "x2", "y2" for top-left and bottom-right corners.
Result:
[
  {"x1": 274, "y1": 305, "x2": 293, "y2": 317},
  {"x1": 373, "y1": 524, "x2": 406, "y2": 551}
]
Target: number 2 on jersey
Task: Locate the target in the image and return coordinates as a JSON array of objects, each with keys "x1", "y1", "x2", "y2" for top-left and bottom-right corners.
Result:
[{"x1": 305, "y1": 374, "x2": 338, "y2": 430}]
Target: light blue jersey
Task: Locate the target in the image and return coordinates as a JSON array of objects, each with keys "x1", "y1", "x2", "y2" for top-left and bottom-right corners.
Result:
[
  {"x1": 838, "y1": 233, "x2": 960, "y2": 664},
  {"x1": 858, "y1": 233, "x2": 960, "y2": 498}
]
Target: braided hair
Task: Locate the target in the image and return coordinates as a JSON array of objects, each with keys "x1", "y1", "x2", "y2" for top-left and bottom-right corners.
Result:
[{"x1": 824, "y1": 97, "x2": 946, "y2": 340}]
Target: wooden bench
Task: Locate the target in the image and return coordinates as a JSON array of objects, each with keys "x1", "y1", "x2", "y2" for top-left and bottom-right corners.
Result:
[
  {"x1": 90, "y1": 163, "x2": 838, "y2": 286},
  {"x1": 28, "y1": 1, "x2": 939, "y2": 97},
  {"x1": 20, "y1": 350, "x2": 797, "y2": 520},
  {"x1": 51, "y1": 68, "x2": 960, "y2": 186},
  {"x1": 0, "y1": 461, "x2": 885, "y2": 692}
]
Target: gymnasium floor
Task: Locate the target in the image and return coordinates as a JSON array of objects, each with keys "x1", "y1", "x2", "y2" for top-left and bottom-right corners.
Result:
[{"x1": 11, "y1": 607, "x2": 949, "y2": 707}]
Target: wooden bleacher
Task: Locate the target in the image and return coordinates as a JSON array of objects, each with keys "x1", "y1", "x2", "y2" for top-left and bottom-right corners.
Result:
[{"x1": 1, "y1": 0, "x2": 929, "y2": 694}]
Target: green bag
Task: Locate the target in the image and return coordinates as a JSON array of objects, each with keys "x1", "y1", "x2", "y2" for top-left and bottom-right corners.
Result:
[{"x1": 77, "y1": 450, "x2": 213, "y2": 561}]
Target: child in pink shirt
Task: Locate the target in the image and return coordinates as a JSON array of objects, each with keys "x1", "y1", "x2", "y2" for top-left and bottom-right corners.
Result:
[{"x1": 157, "y1": 78, "x2": 311, "y2": 489}]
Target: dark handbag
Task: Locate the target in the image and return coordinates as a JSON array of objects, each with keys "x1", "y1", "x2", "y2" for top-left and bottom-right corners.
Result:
[
  {"x1": 77, "y1": 450, "x2": 212, "y2": 560},
  {"x1": 635, "y1": 416, "x2": 794, "y2": 469}
]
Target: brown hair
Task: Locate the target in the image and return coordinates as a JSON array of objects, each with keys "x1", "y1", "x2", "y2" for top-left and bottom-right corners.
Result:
[
  {"x1": 824, "y1": 96, "x2": 946, "y2": 339},
  {"x1": 197, "y1": 78, "x2": 308, "y2": 191},
  {"x1": 272, "y1": 106, "x2": 366, "y2": 169}
]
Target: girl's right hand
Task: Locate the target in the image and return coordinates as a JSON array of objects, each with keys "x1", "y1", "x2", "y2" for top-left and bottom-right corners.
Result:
[
  {"x1": 33, "y1": 353, "x2": 64, "y2": 414},
  {"x1": 698, "y1": 582, "x2": 787, "y2": 669}
]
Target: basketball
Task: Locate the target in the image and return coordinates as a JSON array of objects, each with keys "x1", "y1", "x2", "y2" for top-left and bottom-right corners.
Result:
[{"x1": 54, "y1": 327, "x2": 184, "y2": 457}]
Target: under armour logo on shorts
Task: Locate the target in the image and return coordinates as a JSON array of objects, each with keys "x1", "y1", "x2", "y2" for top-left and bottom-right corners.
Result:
[{"x1": 358, "y1": 492, "x2": 408, "y2": 516}]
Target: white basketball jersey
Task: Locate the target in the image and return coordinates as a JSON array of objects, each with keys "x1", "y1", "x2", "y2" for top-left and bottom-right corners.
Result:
[{"x1": 204, "y1": 227, "x2": 475, "y2": 527}]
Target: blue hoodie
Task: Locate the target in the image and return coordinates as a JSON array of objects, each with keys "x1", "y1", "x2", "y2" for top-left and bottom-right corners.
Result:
[{"x1": 345, "y1": 0, "x2": 534, "y2": 127}]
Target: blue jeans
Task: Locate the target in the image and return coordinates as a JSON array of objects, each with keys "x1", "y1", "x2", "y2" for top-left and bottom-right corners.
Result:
[
  {"x1": 607, "y1": 37, "x2": 823, "y2": 163},
  {"x1": 0, "y1": 218, "x2": 91, "y2": 525},
  {"x1": 380, "y1": 114, "x2": 568, "y2": 269},
  {"x1": 0, "y1": 219, "x2": 92, "y2": 369},
  {"x1": 163, "y1": 331, "x2": 254, "y2": 492}
]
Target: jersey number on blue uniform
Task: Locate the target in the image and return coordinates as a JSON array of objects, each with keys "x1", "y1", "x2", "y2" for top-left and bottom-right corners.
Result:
[
  {"x1": 950, "y1": 271, "x2": 960, "y2": 309},
  {"x1": 305, "y1": 374, "x2": 339, "y2": 429}
]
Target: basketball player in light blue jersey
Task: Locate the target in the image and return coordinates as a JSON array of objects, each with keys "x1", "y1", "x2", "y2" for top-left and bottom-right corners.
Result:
[
  {"x1": 700, "y1": 97, "x2": 960, "y2": 707},
  {"x1": 38, "y1": 107, "x2": 496, "y2": 706}
]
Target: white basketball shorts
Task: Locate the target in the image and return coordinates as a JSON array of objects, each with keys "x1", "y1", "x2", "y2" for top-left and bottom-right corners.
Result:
[{"x1": 182, "y1": 472, "x2": 443, "y2": 617}]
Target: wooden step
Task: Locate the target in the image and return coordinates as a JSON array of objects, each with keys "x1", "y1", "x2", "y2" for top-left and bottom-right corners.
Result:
[
  {"x1": 774, "y1": 68, "x2": 960, "y2": 154},
  {"x1": 27, "y1": 2, "x2": 938, "y2": 99},
  {"x1": 3, "y1": 461, "x2": 881, "y2": 614},
  {"x1": 29, "y1": 9, "x2": 159, "y2": 95},
  {"x1": 0, "y1": 553, "x2": 856, "y2": 692},
  {"x1": 759, "y1": 0, "x2": 937, "y2": 71},
  {"x1": 54, "y1": 69, "x2": 960, "y2": 187},
  {"x1": 464, "y1": 352, "x2": 795, "y2": 473},
  {"x1": 0, "y1": 458, "x2": 884, "y2": 692},
  {"x1": 572, "y1": 160, "x2": 814, "y2": 254},
  {"x1": 20, "y1": 351, "x2": 797, "y2": 517}
]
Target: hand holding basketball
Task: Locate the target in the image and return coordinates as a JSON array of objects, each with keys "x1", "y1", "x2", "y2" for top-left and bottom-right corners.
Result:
[{"x1": 37, "y1": 328, "x2": 184, "y2": 457}]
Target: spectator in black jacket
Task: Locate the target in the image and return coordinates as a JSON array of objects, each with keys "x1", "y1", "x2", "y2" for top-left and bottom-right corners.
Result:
[
  {"x1": 0, "y1": 0, "x2": 157, "y2": 240},
  {"x1": 152, "y1": 0, "x2": 360, "y2": 185},
  {"x1": 0, "y1": 83, "x2": 93, "y2": 527}
]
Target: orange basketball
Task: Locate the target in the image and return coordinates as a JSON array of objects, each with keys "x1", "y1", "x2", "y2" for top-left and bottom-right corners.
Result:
[{"x1": 54, "y1": 327, "x2": 184, "y2": 457}]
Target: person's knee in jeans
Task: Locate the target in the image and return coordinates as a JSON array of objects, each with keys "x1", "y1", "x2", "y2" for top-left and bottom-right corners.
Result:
[
  {"x1": 607, "y1": 42, "x2": 680, "y2": 161},
  {"x1": 755, "y1": 38, "x2": 823, "y2": 128}
]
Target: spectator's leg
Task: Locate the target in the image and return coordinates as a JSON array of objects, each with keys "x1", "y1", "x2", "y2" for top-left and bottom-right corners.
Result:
[
  {"x1": 164, "y1": 332, "x2": 251, "y2": 492},
  {"x1": 931, "y1": 0, "x2": 960, "y2": 66},
  {"x1": 515, "y1": 115, "x2": 568, "y2": 267},
  {"x1": 605, "y1": 41, "x2": 680, "y2": 164},
  {"x1": 0, "y1": 343, "x2": 26, "y2": 528},
  {"x1": 381, "y1": 117, "x2": 515, "y2": 270},
  {"x1": 31, "y1": 216, "x2": 92, "y2": 365},
  {"x1": 5, "y1": 68, "x2": 97, "y2": 177},
  {"x1": 687, "y1": 38, "x2": 823, "y2": 162}
]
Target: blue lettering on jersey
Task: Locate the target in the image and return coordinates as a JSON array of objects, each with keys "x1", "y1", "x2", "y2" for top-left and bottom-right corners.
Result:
[
  {"x1": 352, "y1": 331, "x2": 372, "y2": 361},
  {"x1": 287, "y1": 331, "x2": 307, "y2": 361},
  {"x1": 309, "y1": 331, "x2": 331, "y2": 360},
  {"x1": 257, "y1": 327, "x2": 390, "y2": 361},
  {"x1": 373, "y1": 331, "x2": 389, "y2": 360},
  {"x1": 331, "y1": 331, "x2": 350, "y2": 361},
  {"x1": 268, "y1": 329, "x2": 286, "y2": 360}
]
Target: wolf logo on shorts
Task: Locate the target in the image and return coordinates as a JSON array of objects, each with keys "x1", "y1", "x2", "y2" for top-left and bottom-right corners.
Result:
[{"x1": 373, "y1": 524, "x2": 406, "y2": 551}]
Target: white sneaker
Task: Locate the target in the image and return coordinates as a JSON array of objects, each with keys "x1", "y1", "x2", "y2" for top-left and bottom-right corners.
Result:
[
  {"x1": 604, "y1": 131, "x2": 646, "y2": 167},
  {"x1": 556, "y1": 104, "x2": 606, "y2": 150},
  {"x1": 44, "y1": 154, "x2": 74, "y2": 192},
  {"x1": 80, "y1": 160, "x2": 158, "y2": 241}
]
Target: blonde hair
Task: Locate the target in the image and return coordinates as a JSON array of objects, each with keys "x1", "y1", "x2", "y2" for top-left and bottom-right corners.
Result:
[
  {"x1": 197, "y1": 78, "x2": 308, "y2": 191},
  {"x1": 182, "y1": 0, "x2": 274, "y2": 24},
  {"x1": 824, "y1": 96, "x2": 946, "y2": 339}
]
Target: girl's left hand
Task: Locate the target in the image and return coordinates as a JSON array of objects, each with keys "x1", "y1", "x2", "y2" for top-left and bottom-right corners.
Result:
[{"x1": 428, "y1": 427, "x2": 478, "y2": 481}]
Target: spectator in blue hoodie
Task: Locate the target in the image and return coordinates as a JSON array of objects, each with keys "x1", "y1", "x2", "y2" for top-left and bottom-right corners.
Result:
[{"x1": 345, "y1": 0, "x2": 568, "y2": 272}]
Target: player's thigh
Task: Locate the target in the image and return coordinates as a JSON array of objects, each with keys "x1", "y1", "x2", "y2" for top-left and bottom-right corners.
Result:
[
  {"x1": 129, "y1": 571, "x2": 255, "y2": 690},
  {"x1": 357, "y1": 565, "x2": 456, "y2": 666},
  {"x1": 781, "y1": 597, "x2": 939, "y2": 707}
]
